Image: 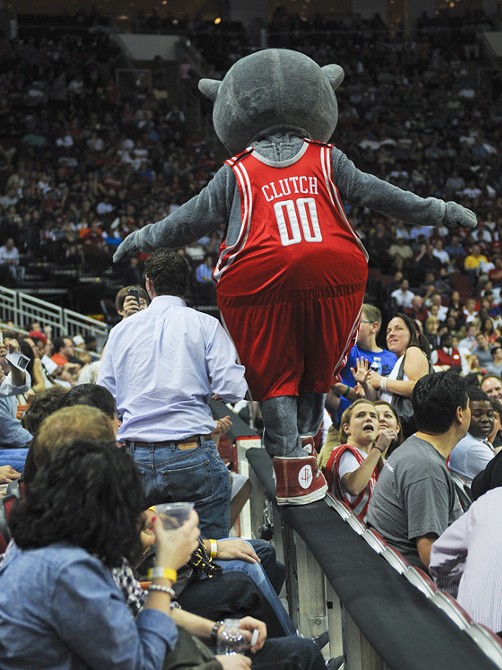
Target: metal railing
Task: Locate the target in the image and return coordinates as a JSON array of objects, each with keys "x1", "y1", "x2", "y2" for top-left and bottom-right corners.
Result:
[{"x1": 0, "y1": 286, "x2": 109, "y2": 347}]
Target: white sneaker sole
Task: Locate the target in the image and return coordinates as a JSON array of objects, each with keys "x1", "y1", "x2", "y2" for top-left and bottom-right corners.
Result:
[{"x1": 276, "y1": 483, "x2": 328, "y2": 506}]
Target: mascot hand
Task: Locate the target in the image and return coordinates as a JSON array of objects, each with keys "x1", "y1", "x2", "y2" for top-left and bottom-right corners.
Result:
[
  {"x1": 443, "y1": 202, "x2": 477, "y2": 231},
  {"x1": 113, "y1": 232, "x2": 140, "y2": 262}
]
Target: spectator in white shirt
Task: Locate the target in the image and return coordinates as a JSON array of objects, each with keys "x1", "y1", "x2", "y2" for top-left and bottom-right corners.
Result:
[
  {"x1": 432, "y1": 239, "x2": 450, "y2": 267},
  {"x1": 430, "y1": 487, "x2": 502, "y2": 634},
  {"x1": 0, "y1": 238, "x2": 24, "y2": 285},
  {"x1": 390, "y1": 278, "x2": 415, "y2": 310}
]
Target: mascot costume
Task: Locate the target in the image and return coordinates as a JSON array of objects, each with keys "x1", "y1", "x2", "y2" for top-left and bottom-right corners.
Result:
[{"x1": 114, "y1": 49, "x2": 476, "y2": 506}]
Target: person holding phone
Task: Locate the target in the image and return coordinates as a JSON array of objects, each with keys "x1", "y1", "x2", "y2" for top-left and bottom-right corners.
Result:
[
  {"x1": 114, "y1": 284, "x2": 150, "y2": 320},
  {"x1": 0, "y1": 331, "x2": 32, "y2": 468}
]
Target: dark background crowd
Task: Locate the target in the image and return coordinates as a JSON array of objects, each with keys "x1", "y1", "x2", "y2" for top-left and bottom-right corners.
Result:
[{"x1": 0, "y1": 5, "x2": 501, "y2": 340}]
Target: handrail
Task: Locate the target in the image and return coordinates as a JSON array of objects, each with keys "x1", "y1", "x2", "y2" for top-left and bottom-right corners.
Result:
[{"x1": 0, "y1": 286, "x2": 109, "y2": 345}]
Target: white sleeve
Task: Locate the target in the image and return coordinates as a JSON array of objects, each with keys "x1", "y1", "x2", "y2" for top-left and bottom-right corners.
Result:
[
  {"x1": 0, "y1": 371, "x2": 31, "y2": 396},
  {"x1": 429, "y1": 509, "x2": 471, "y2": 597},
  {"x1": 337, "y1": 450, "x2": 362, "y2": 480}
]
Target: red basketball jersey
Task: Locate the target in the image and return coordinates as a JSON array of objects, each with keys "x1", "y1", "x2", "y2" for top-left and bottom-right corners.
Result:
[{"x1": 215, "y1": 139, "x2": 368, "y2": 300}]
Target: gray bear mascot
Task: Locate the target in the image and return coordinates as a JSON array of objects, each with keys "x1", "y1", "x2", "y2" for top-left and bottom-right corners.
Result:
[{"x1": 114, "y1": 49, "x2": 477, "y2": 506}]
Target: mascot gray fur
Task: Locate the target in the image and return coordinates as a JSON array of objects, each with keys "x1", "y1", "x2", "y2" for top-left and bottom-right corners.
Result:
[{"x1": 114, "y1": 49, "x2": 477, "y2": 505}]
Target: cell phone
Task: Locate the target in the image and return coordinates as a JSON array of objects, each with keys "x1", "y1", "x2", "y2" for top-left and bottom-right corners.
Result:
[
  {"x1": 5, "y1": 352, "x2": 30, "y2": 371},
  {"x1": 128, "y1": 288, "x2": 141, "y2": 305}
]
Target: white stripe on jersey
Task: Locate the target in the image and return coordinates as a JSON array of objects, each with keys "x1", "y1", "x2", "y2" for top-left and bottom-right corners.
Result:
[
  {"x1": 214, "y1": 161, "x2": 254, "y2": 282},
  {"x1": 319, "y1": 145, "x2": 369, "y2": 262}
]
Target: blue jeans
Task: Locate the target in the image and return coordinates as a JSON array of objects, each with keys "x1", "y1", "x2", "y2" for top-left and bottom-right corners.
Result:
[
  {"x1": 261, "y1": 393, "x2": 326, "y2": 457},
  {"x1": 126, "y1": 438, "x2": 231, "y2": 539},
  {"x1": 0, "y1": 449, "x2": 28, "y2": 472},
  {"x1": 216, "y1": 540, "x2": 297, "y2": 637}
]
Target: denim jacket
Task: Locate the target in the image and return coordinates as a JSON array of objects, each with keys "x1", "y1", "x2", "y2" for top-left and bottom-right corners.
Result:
[{"x1": 0, "y1": 541, "x2": 177, "y2": 669}]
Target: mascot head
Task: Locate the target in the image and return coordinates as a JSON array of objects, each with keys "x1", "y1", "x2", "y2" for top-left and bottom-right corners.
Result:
[{"x1": 198, "y1": 49, "x2": 345, "y2": 155}]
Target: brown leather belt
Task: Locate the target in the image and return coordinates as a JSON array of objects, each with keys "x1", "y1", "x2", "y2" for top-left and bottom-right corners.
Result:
[{"x1": 126, "y1": 434, "x2": 213, "y2": 450}]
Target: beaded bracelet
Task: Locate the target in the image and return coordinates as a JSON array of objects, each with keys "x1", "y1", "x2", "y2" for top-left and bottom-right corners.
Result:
[{"x1": 148, "y1": 584, "x2": 176, "y2": 599}]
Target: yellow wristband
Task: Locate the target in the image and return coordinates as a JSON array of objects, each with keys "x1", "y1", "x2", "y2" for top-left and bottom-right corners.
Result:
[
  {"x1": 147, "y1": 567, "x2": 177, "y2": 583},
  {"x1": 209, "y1": 539, "x2": 218, "y2": 559}
]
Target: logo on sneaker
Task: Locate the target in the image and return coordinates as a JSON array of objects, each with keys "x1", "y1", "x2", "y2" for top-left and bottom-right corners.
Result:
[{"x1": 298, "y1": 464, "x2": 313, "y2": 489}]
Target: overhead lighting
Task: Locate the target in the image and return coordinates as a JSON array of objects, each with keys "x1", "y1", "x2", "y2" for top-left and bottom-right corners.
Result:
[{"x1": 214, "y1": 17, "x2": 222, "y2": 25}]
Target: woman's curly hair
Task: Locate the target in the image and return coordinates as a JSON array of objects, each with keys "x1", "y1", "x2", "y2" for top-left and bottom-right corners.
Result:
[{"x1": 10, "y1": 440, "x2": 145, "y2": 567}]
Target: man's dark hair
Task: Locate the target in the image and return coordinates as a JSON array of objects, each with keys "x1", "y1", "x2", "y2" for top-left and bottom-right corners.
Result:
[
  {"x1": 10, "y1": 440, "x2": 144, "y2": 567},
  {"x1": 395, "y1": 312, "x2": 431, "y2": 356},
  {"x1": 59, "y1": 383, "x2": 117, "y2": 420},
  {"x1": 22, "y1": 386, "x2": 69, "y2": 434},
  {"x1": 52, "y1": 336, "x2": 68, "y2": 354},
  {"x1": 466, "y1": 386, "x2": 490, "y2": 404},
  {"x1": 462, "y1": 372, "x2": 481, "y2": 387},
  {"x1": 412, "y1": 369, "x2": 469, "y2": 434},
  {"x1": 145, "y1": 248, "x2": 189, "y2": 297}
]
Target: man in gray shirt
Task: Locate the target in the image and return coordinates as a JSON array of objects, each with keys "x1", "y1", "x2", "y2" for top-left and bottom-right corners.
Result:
[{"x1": 367, "y1": 370, "x2": 470, "y2": 568}]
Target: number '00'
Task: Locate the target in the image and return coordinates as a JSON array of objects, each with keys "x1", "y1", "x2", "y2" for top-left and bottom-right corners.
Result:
[{"x1": 273, "y1": 198, "x2": 323, "y2": 246}]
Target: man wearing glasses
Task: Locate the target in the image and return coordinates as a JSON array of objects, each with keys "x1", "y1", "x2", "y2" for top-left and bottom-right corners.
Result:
[{"x1": 331, "y1": 304, "x2": 397, "y2": 423}]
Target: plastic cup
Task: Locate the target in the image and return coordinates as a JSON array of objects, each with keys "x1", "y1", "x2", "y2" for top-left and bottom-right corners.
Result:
[{"x1": 150, "y1": 502, "x2": 194, "y2": 529}]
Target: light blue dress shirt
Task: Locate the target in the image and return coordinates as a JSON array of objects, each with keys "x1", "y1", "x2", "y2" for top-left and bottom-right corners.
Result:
[
  {"x1": 98, "y1": 295, "x2": 248, "y2": 441},
  {"x1": 0, "y1": 542, "x2": 177, "y2": 669},
  {"x1": 449, "y1": 431, "x2": 495, "y2": 482}
]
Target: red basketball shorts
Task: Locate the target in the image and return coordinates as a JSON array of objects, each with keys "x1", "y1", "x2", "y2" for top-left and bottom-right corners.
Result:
[{"x1": 218, "y1": 285, "x2": 365, "y2": 401}]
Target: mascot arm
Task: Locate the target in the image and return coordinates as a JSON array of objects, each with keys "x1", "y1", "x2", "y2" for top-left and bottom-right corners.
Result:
[
  {"x1": 113, "y1": 166, "x2": 234, "y2": 261},
  {"x1": 333, "y1": 148, "x2": 477, "y2": 231}
]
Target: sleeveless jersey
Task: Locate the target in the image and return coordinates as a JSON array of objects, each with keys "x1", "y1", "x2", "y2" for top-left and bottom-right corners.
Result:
[
  {"x1": 215, "y1": 139, "x2": 368, "y2": 300},
  {"x1": 326, "y1": 443, "x2": 382, "y2": 521}
]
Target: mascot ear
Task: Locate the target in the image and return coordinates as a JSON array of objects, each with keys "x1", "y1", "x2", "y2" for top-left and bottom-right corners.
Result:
[
  {"x1": 322, "y1": 64, "x2": 345, "y2": 91},
  {"x1": 198, "y1": 79, "x2": 221, "y2": 101}
]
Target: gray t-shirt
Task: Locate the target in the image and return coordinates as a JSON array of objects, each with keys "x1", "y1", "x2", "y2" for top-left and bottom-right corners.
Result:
[{"x1": 366, "y1": 435, "x2": 462, "y2": 567}]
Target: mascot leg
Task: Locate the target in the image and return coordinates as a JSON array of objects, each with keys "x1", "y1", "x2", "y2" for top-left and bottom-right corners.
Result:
[
  {"x1": 262, "y1": 396, "x2": 327, "y2": 506},
  {"x1": 297, "y1": 391, "x2": 326, "y2": 456}
]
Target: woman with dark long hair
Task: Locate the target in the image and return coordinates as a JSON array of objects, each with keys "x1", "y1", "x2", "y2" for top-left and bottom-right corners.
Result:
[
  {"x1": 354, "y1": 312, "x2": 432, "y2": 437},
  {"x1": 0, "y1": 439, "x2": 199, "y2": 669}
]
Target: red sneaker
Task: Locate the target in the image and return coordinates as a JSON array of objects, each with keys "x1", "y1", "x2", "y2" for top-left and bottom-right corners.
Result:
[{"x1": 273, "y1": 455, "x2": 328, "y2": 505}]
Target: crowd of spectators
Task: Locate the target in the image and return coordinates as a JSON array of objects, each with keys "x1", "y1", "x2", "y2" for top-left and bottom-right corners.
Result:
[
  {"x1": 0, "y1": 6, "x2": 501, "y2": 316},
  {"x1": 2, "y1": 6, "x2": 502, "y2": 653}
]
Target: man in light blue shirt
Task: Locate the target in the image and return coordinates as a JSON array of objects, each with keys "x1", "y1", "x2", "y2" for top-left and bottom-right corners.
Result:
[{"x1": 98, "y1": 248, "x2": 248, "y2": 538}]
